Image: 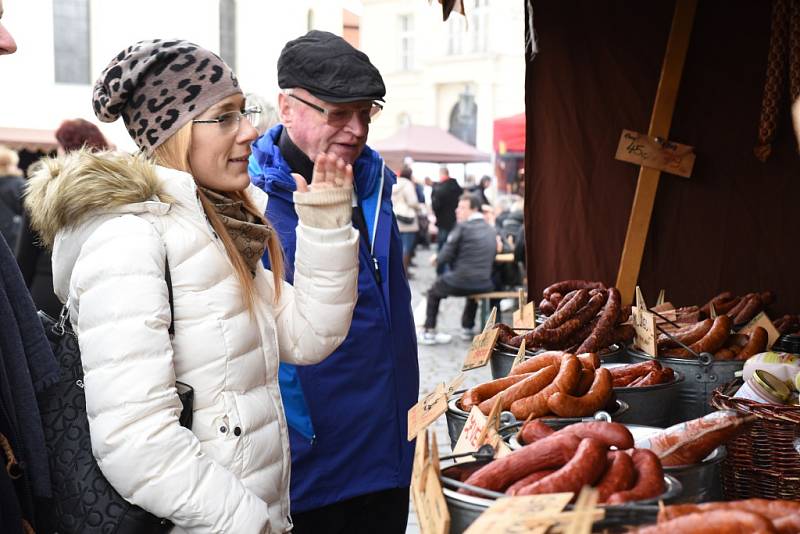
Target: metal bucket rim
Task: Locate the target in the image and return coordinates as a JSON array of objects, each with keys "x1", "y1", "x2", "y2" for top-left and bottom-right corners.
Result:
[{"x1": 627, "y1": 348, "x2": 746, "y2": 368}]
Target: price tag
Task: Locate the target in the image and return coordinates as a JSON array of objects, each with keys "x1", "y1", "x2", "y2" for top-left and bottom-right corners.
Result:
[
  {"x1": 407, "y1": 375, "x2": 465, "y2": 441},
  {"x1": 411, "y1": 431, "x2": 450, "y2": 534},
  {"x1": 513, "y1": 289, "x2": 536, "y2": 329},
  {"x1": 511, "y1": 339, "x2": 527, "y2": 371},
  {"x1": 709, "y1": 302, "x2": 718, "y2": 319},
  {"x1": 452, "y1": 404, "x2": 511, "y2": 464},
  {"x1": 656, "y1": 289, "x2": 666, "y2": 306},
  {"x1": 614, "y1": 129, "x2": 696, "y2": 178},
  {"x1": 464, "y1": 493, "x2": 574, "y2": 534},
  {"x1": 739, "y1": 311, "x2": 780, "y2": 350},
  {"x1": 462, "y1": 310, "x2": 501, "y2": 371},
  {"x1": 632, "y1": 287, "x2": 657, "y2": 356}
]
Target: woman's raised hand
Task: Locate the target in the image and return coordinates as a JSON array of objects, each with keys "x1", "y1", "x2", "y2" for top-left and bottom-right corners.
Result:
[{"x1": 292, "y1": 153, "x2": 354, "y2": 193}]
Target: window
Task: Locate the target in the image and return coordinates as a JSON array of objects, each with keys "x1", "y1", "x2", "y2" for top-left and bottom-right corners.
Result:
[
  {"x1": 52, "y1": 0, "x2": 90, "y2": 84},
  {"x1": 219, "y1": 0, "x2": 236, "y2": 70},
  {"x1": 447, "y1": 16, "x2": 464, "y2": 55},
  {"x1": 399, "y1": 14, "x2": 414, "y2": 71},
  {"x1": 470, "y1": 0, "x2": 489, "y2": 53},
  {"x1": 449, "y1": 89, "x2": 477, "y2": 146}
]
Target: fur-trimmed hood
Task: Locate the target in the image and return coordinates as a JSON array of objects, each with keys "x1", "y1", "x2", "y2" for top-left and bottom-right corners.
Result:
[{"x1": 24, "y1": 149, "x2": 170, "y2": 248}]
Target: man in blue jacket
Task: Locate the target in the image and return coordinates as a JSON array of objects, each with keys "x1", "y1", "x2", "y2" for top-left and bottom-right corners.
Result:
[{"x1": 249, "y1": 31, "x2": 419, "y2": 533}]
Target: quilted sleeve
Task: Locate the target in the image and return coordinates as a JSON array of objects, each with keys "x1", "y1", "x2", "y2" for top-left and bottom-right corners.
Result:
[
  {"x1": 272, "y1": 218, "x2": 360, "y2": 366},
  {"x1": 71, "y1": 215, "x2": 271, "y2": 534}
]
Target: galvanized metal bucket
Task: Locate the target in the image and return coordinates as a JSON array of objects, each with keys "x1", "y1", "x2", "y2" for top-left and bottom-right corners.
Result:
[
  {"x1": 602, "y1": 364, "x2": 684, "y2": 427},
  {"x1": 439, "y1": 457, "x2": 681, "y2": 533},
  {"x1": 445, "y1": 391, "x2": 629, "y2": 450},
  {"x1": 626, "y1": 348, "x2": 744, "y2": 424},
  {"x1": 489, "y1": 343, "x2": 627, "y2": 379},
  {"x1": 506, "y1": 423, "x2": 724, "y2": 503}
]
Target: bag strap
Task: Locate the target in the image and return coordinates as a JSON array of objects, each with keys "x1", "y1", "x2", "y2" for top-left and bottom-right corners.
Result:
[{"x1": 165, "y1": 256, "x2": 175, "y2": 336}]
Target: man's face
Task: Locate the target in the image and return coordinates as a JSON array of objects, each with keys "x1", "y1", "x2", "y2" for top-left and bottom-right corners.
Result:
[
  {"x1": 0, "y1": 1, "x2": 18, "y2": 56},
  {"x1": 279, "y1": 87, "x2": 372, "y2": 165},
  {"x1": 456, "y1": 199, "x2": 474, "y2": 223}
]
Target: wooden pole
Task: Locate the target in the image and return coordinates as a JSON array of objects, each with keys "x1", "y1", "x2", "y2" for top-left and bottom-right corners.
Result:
[{"x1": 615, "y1": 0, "x2": 698, "y2": 306}]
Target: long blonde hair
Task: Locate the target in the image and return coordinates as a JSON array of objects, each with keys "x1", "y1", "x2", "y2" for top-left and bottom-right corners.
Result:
[{"x1": 152, "y1": 123, "x2": 284, "y2": 308}]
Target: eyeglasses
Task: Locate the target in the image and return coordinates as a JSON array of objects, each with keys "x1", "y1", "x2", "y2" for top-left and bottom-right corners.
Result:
[
  {"x1": 286, "y1": 92, "x2": 382, "y2": 128},
  {"x1": 192, "y1": 106, "x2": 262, "y2": 133}
]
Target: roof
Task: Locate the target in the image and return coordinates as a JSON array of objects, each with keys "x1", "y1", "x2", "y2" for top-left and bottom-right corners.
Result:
[
  {"x1": 0, "y1": 127, "x2": 58, "y2": 152},
  {"x1": 370, "y1": 124, "x2": 491, "y2": 170}
]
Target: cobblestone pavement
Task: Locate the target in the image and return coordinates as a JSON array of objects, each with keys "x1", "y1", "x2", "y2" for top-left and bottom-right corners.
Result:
[{"x1": 404, "y1": 247, "x2": 504, "y2": 533}]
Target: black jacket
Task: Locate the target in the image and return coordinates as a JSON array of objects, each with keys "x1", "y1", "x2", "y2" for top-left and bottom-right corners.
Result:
[
  {"x1": 431, "y1": 178, "x2": 463, "y2": 232},
  {"x1": 0, "y1": 176, "x2": 25, "y2": 249},
  {"x1": 438, "y1": 216, "x2": 497, "y2": 290}
]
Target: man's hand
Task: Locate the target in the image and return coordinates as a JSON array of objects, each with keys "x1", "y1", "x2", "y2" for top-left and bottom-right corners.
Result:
[
  {"x1": 429, "y1": 253, "x2": 437, "y2": 266},
  {"x1": 293, "y1": 152, "x2": 354, "y2": 193}
]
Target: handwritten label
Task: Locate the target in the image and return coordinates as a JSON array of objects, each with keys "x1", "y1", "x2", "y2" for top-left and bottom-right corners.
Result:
[
  {"x1": 407, "y1": 383, "x2": 449, "y2": 441},
  {"x1": 462, "y1": 328, "x2": 501, "y2": 371},
  {"x1": 739, "y1": 311, "x2": 780, "y2": 350},
  {"x1": 464, "y1": 494, "x2": 574, "y2": 534},
  {"x1": 452, "y1": 406, "x2": 511, "y2": 463},
  {"x1": 411, "y1": 430, "x2": 450, "y2": 534},
  {"x1": 615, "y1": 129, "x2": 696, "y2": 178},
  {"x1": 511, "y1": 339, "x2": 527, "y2": 371},
  {"x1": 513, "y1": 303, "x2": 536, "y2": 329},
  {"x1": 632, "y1": 306, "x2": 658, "y2": 356}
]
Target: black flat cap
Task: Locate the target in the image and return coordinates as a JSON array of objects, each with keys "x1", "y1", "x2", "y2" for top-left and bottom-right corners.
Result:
[{"x1": 278, "y1": 30, "x2": 386, "y2": 103}]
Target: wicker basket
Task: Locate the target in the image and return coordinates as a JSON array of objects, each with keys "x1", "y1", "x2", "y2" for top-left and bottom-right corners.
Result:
[{"x1": 711, "y1": 380, "x2": 800, "y2": 500}]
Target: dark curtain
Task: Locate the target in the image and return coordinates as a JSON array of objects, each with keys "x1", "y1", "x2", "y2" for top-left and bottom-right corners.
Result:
[{"x1": 524, "y1": 0, "x2": 800, "y2": 314}]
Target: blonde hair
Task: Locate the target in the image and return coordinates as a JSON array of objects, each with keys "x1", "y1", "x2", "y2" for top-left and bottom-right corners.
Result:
[
  {"x1": 153, "y1": 123, "x2": 284, "y2": 308},
  {"x1": 0, "y1": 145, "x2": 22, "y2": 176}
]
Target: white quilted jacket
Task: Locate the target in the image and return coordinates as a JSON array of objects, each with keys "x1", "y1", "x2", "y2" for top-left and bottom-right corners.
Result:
[{"x1": 31, "y1": 154, "x2": 359, "y2": 533}]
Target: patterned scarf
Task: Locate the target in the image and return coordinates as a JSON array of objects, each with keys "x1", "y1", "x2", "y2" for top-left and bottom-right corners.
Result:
[{"x1": 199, "y1": 187, "x2": 270, "y2": 277}]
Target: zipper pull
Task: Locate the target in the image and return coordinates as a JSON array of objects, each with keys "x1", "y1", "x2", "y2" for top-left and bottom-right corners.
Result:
[{"x1": 372, "y1": 256, "x2": 382, "y2": 284}]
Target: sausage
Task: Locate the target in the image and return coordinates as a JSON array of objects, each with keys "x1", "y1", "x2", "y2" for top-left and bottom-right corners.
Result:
[
  {"x1": 478, "y1": 365, "x2": 558, "y2": 414},
  {"x1": 610, "y1": 361, "x2": 661, "y2": 383},
  {"x1": 735, "y1": 326, "x2": 768, "y2": 360},
  {"x1": 576, "y1": 287, "x2": 621, "y2": 354},
  {"x1": 543, "y1": 280, "x2": 607, "y2": 300},
  {"x1": 663, "y1": 315, "x2": 732, "y2": 358},
  {"x1": 634, "y1": 510, "x2": 778, "y2": 534},
  {"x1": 775, "y1": 514, "x2": 800, "y2": 534},
  {"x1": 548, "y1": 292, "x2": 563, "y2": 307},
  {"x1": 658, "y1": 499, "x2": 800, "y2": 523},
  {"x1": 510, "y1": 353, "x2": 581, "y2": 419},
  {"x1": 519, "y1": 419, "x2": 555, "y2": 445},
  {"x1": 539, "y1": 298, "x2": 555, "y2": 316},
  {"x1": 554, "y1": 289, "x2": 578, "y2": 312},
  {"x1": 627, "y1": 369, "x2": 665, "y2": 387},
  {"x1": 557, "y1": 421, "x2": 634, "y2": 449},
  {"x1": 505, "y1": 469, "x2": 558, "y2": 495},
  {"x1": 726, "y1": 294, "x2": 752, "y2": 320},
  {"x1": 460, "y1": 373, "x2": 533, "y2": 411},
  {"x1": 714, "y1": 348, "x2": 736, "y2": 360},
  {"x1": 734, "y1": 293, "x2": 763, "y2": 325},
  {"x1": 700, "y1": 291, "x2": 733, "y2": 316},
  {"x1": 578, "y1": 352, "x2": 600, "y2": 370},
  {"x1": 542, "y1": 289, "x2": 589, "y2": 329},
  {"x1": 509, "y1": 351, "x2": 566, "y2": 375},
  {"x1": 493, "y1": 323, "x2": 518, "y2": 345},
  {"x1": 461, "y1": 433, "x2": 582, "y2": 493},
  {"x1": 596, "y1": 451, "x2": 635, "y2": 503},
  {"x1": 714, "y1": 297, "x2": 742, "y2": 315},
  {"x1": 515, "y1": 438, "x2": 608, "y2": 496},
  {"x1": 606, "y1": 449, "x2": 665, "y2": 504},
  {"x1": 572, "y1": 367, "x2": 595, "y2": 396},
  {"x1": 760, "y1": 290, "x2": 776, "y2": 306},
  {"x1": 606, "y1": 324, "x2": 635, "y2": 346},
  {"x1": 657, "y1": 319, "x2": 713, "y2": 350},
  {"x1": 547, "y1": 367, "x2": 613, "y2": 418}
]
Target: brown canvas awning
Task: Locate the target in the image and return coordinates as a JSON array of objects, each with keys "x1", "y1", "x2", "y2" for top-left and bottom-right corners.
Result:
[
  {"x1": 371, "y1": 124, "x2": 491, "y2": 171},
  {"x1": 0, "y1": 127, "x2": 58, "y2": 152}
]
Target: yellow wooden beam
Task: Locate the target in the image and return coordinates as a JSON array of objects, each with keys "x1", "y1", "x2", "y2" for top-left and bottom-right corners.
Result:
[{"x1": 616, "y1": 0, "x2": 698, "y2": 306}]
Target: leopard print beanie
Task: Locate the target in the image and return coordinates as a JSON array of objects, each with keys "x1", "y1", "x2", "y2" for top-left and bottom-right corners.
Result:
[{"x1": 92, "y1": 39, "x2": 241, "y2": 154}]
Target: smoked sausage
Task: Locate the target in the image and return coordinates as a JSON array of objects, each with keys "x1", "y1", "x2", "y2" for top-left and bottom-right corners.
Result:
[
  {"x1": 478, "y1": 365, "x2": 557, "y2": 414},
  {"x1": 515, "y1": 438, "x2": 608, "y2": 496},
  {"x1": 633, "y1": 510, "x2": 777, "y2": 534},
  {"x1": 510, "y1": 353, "x2": 581, "y2": 419},
  {"x1": 606, "y1": 449, "x2": 665, "y2": 504},
  {"x1": 596, "y1": 451, "x2": 635, "y2": 503},
  {"x1": 547, "y1": 368, "x2": 613, "y2": 418}
]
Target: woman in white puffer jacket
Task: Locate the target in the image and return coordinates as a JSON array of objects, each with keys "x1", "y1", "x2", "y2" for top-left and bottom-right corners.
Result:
[{"x1": 24, "y1": 40, "x2": 359, "y2": 533}]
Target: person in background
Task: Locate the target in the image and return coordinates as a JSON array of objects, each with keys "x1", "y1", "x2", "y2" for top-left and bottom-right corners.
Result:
[
  {"x1": 413, "y1": 173, "x2": 429, "y2": 250},
  {"x1": 0, "y1": 0, "x2": 17, "y2": 56},
  {"x1": 25, "y1": 39, "x2": 359, "y2": 533},
  {"x1": 422, "y1": 194, "x2": 499, "y2": 344},
  {"x1": 248, "y1": 30, "x2": 418, "y2": 534},
  {"x1": 245, "y1": 92, "x2": 280, "y2": 136},
  {"x1": 0, "y1": 146, "x2": 24, "y2": 249},
  {"x1": 16, "y1": 119, "x2": 110, "y2": 317},
  {"x1": 431, "y1": 166, "x2": 462, "y2": 275},
  {"x1": 392, "y1": 165, "x2": 420, "y2": 275},
  {"x1": 473, "y1": 175, "x2": 492, "y2": 207}
]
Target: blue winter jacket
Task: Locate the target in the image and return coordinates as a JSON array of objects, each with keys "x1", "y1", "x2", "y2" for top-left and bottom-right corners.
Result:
[{"x1": 249, "y1": 125, "x2": 419, "y2": 512}]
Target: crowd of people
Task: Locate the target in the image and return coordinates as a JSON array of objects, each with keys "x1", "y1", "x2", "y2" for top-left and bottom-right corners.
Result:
[{"x1": 0, "y1": 3, "x2": 524, "y2": 532}]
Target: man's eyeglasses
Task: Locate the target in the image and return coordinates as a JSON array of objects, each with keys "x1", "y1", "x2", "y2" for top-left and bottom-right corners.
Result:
[
  {"x1": 192, "y1": 106, "x2": 262, "y2": 133},
  {"x1": 286, "y1": 92, "x2": 382, "y2": 128}
]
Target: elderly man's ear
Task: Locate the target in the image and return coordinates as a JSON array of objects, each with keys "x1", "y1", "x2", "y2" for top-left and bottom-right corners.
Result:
[{"x1": 278, "y1": 93, "x2": 293, "y2": 128}]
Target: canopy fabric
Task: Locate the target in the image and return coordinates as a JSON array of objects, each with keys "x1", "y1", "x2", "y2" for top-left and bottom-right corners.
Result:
[
  {"x1": 493, "y1": 113, "x2": 525, "y2": 153},
  {"x1": 371, "y1": 124, "x2": 491, "y2": 170},
  {"x1": 0, "y1": 127, "x2": 58, "y2": 152}
]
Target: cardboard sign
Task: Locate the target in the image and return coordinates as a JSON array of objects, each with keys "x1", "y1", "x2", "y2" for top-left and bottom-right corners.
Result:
[
  {"x1": 656, "y1": 289, "x2": 666, "y2": 306},
  {"x1": 632, "y1": 287, "x2": 657, "y2": 356},
  {"x1": 452, "y1": 405, "x2": 511, "y2": 464},
  {"x1": 615, "y1": 129, "x2": 696, "y2": 178},
  {"x1": 513, "y1": 289, "x2": 536, "y2": 329},
  {"x1": 464, "y1": 493, "x2": 574, "y2": 534},
  {"x1": 739, "y1": 311, "x2": 780, "y2": 350},
  {"x1": 407, "y1": 375, "x2": 465, "y2": 441},
  {"x1": 462, "y1": 312, "x2": 501, "y2": 371},
  {"x1": 511, "y1": 339, "x2": 527, "y2": 371},
  {"x1": 411, "y1": 431, "x2": 450, "y2": 534}
]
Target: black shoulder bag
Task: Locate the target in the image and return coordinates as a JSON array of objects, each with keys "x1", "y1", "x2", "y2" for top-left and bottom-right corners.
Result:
[{"x1": 36, "y1": 258, "x2": 193, "y2": 534}]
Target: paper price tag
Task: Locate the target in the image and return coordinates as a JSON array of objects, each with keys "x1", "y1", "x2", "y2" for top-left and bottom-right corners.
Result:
[
  {"x1": 632, "y1": 306, "x2": 657, "y2": 356},
  {"x1": 407, "y1": 383, "x2": 448, "y2": 441},
  {"x1": 464, "y1": 494, "x2": 574, "y2": 534},
  {"x1": 462, "y1": 328, "x2": 500, "y2": 371},
  {"x1": 739, "y1": 311, "x2": 780, "y2": 349},
  {"x1": 614, "y1": 129, "x2": 696, "y2": 178},
  {"x1": 452, "y1": 405, "x2": 511, "y2": 464},
  {"x1": 511, "y1": 339, "x2": 527, "y2": 371},
  {"x1": 411, "y1": 431, "x2": 450, "y2": 534},
  {"x1": 513, "y1": 289, "x2": 536, "y2": 329}
]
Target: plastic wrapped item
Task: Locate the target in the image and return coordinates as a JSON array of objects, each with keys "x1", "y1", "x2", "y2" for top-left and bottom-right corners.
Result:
[{"x1": 742, "y1": 352, "x2": 800, "y2": 390}]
